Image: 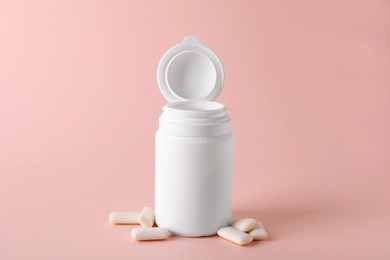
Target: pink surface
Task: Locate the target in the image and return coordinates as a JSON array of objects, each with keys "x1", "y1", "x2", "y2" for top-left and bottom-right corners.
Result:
[{"x1": 1, "y1": 0, "x2": 390, "y2": 259}]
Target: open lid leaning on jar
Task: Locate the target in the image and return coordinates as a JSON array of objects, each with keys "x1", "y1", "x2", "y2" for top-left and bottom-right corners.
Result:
[{"x1": 157, "y1": 36, "x2": 225, "y2": 103}]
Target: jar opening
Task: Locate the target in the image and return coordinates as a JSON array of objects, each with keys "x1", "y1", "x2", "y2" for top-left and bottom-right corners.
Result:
[
  {"x1": 165, "y1": 101, "x2": 225, "y2": 112},
  {"x1": 160, "y1": 101, "x2": 231, "y2": 136}
]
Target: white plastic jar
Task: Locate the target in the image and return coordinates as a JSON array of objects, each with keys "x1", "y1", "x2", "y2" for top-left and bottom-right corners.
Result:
[{"x1": 155, "y1": 37, "x2": 233, "y2": 237}]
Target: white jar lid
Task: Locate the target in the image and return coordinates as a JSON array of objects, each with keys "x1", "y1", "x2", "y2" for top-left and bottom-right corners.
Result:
[{"x1": 157, "y1": 36, "x2": 224, "y2": 102}]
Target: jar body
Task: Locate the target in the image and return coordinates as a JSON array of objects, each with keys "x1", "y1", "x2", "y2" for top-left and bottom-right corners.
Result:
[{"x1": 155, "y1": 101, "x2": 234, "y2": 237}]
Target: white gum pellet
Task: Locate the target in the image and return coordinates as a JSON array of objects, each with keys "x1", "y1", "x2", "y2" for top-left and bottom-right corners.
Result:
[
  {"x1": 217, "y1": 226, "x2": 253, "y2": 246},
  {"x1": 138, "y1": 206, "x2": 155, "y2": 227},
  {"x1": 231, "y1": 218, "x2": 257, "y2": 232},
  {"x1": 109, "y1": 212, "x2": 140, "y2": 224},
  {"x1": 249, "y1": 221, "x2": 268, "y2": 240},
  {"x1": 131, "y1": 227, "x2": 170, "y2": 241}
]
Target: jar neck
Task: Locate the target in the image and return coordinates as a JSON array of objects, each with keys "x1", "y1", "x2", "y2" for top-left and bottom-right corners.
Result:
[{"x1": 159, "y1": 101, "x2": 231, "y2": 137}]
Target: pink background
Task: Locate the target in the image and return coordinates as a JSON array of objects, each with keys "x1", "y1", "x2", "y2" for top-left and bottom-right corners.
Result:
[{"x1": 1, "y1": 0, "x2": 390, "y2": 259}]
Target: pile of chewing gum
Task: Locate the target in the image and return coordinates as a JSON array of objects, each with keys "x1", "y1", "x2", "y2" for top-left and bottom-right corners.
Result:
[{"x1": 109, "y1": 206, "x2": 268, "y2": 246}]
